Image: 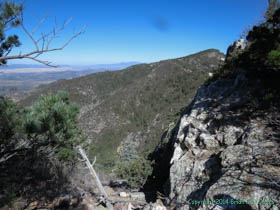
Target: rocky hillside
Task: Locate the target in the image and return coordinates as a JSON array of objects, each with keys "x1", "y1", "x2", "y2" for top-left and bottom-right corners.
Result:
[
  {"x1": 150, "y1": 69, "x2": 279, "y2": 209},
  {"x1": 19, "y1": 49, "x2": 224, "y2": 171}
]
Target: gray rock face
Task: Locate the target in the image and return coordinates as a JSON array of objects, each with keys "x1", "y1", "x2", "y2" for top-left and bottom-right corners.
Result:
[
  {"x1": 226, "y1": 39, "x2": 247, "y2": 61},
  {"x1": 143, "y1": 202, "x2": 167, "y2": 210},
  {"x1": 166, "y1": 72, "x2": 280, "y2": 209}
]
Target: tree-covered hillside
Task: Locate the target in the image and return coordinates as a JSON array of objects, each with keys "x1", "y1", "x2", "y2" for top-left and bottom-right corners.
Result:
[{"x1": 20, "y1": 49, "x2": 225, "y2": 171}]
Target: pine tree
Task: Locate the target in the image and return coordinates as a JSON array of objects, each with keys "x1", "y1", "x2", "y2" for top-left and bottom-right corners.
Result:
[
  {"x1": 0, "y1": 1, "x2": 22, "y2": 65},
  {"x1": 0, "y1": 91, "x2": 85, "y2": 163}
]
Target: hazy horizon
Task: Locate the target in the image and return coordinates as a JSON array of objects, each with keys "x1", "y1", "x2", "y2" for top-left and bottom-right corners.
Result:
[{"x1": 6, "y1": 0, "x2": 268, "y2": 66}]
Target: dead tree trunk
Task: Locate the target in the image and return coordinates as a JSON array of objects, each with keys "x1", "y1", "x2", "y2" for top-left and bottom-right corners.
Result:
[{"x1": 77, "y1": 146, "x2": 114, "y2": 210}]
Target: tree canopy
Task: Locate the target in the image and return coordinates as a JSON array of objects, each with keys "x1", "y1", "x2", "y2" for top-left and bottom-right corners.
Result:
[{"x1": 0, "y1": 1, "x2": 22, "y2": 65}]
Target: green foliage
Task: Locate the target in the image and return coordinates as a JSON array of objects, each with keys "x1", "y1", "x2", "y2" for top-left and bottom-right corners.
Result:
[
  {"x1": 0, "y1": 91, "x2": 85, "y2": 207},
  {"x1": 0, "y1": 91, "x2": 84, "y2": 162},
  {"x1": 212, "y1": 5, "x2": 280, "y2": 81},
  {"x1": 266, "y1": 47, "x2": 280, "y2": 67},
  {"x1": 0, "y1": 1, "x2": 23, "y2": 65},
  {"x1": 0, "y1": 96, "x2": 19, "y2": 140},
  {"x1": 116, "y1": 156, "x2": 154, "y2": 189},
  {"x1": 21, "y1": 91, "x2": 84, "y2": 161},
  {"x1": 240, "y1": 7, "x2": 280, "y2": 72},
  {"x1": 209, "y1": 3, "x2": 280, "y2": 114},
  {"x1": 0, "y1": 96, "x2": 20, "y2": 159}
]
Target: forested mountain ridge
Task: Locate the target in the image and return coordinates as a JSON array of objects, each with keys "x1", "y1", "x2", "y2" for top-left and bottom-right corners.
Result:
[{"x1": 19, "y1": 49, "x2": 225, "y2": 170}]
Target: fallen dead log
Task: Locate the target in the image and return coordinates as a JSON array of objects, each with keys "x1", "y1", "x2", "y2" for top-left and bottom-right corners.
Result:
[{"x1": 77, "y1": 146, "x2": 114, "y2": 210}]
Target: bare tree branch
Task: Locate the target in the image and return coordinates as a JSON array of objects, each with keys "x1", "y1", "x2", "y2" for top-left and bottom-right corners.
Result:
[
  {"x1": 3, "y1": 16, "x2": 18, "y2": 31},
  {"x1": 0, "y1": 11, "x2": 87, "y2": 67},
  {"x1": 46, "y1": 17, "x2": 73, "y2": 50},
  {"x1": 20, "y1": 14, "x2": 40, "y2": 51},
  {"x1": 32, "y1": 12, "x2": 49, "y2": 35},
  {"x1": 26, "y1": 56, "x2": 55, "y2": 67}
]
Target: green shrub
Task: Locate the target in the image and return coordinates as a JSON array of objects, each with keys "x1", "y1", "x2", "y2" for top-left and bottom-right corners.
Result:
[
  {"x1": 266, "y1": 48, "x2": 280, "y2": 68},
  {"x1": 20, "y1": 91, "x2": 85, "y2": 161},
  {"x1": 211, "y1": 6, "x2": 280, "y2": 81},
  {"x1": 116, "y1": 156, "x2": 154, "y2": 189},
  {"x1": 0, "y1": 96, "x2": 20, "y2": 153},
  {"x1": 0, "y1": 91, "x2": 85, "y2": 164},
  {"x1": 0, "y1": 91, "x2": 86, "y2": 207}
]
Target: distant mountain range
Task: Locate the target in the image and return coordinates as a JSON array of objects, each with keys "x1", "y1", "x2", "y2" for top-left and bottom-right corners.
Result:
[
  {"x1": 0, "y1": 64, "x2": 50, "y2": 69},
  {"x1": 0, "y1": 62, "x2": 142, "y2": 96},
  {"x1": 83, "y1": 62, "x2": 142, "y2": 70},
  {"x1": 0, "y1": 62, "x2": 142, "y2": 71}
]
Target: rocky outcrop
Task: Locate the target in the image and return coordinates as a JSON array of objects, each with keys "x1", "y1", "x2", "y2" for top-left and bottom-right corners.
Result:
[
  {"x1": 226, "y1": 39, "x2": 247, "y2": 61},
  {"x1": 157, "y1": 71, "x2": 280, "y2": 209}
]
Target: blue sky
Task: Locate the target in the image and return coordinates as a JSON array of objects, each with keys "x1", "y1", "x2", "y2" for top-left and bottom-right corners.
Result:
[{"x1": 8, "y1": 0, "x2": 268, "y2": 65}]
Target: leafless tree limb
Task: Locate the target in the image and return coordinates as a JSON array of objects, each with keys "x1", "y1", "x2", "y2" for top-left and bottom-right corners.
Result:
[
  {"x1": 32, "y1": 12, "x2": 49, "y2": 35},
  {"x1": 20, "y1": 15, "x2": 40, "y2": 51},
  {"x1": 3, "y1": 16, "x2": 18, "y2": 32},
  {"x1": 77, "y1": 146, "x2": 114, "y2": 210},
  {"x1": 0, "y1": 11, "x2": 86, "y2": 67}
]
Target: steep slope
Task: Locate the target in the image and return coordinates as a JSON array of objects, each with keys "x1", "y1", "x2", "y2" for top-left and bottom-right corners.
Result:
[
  {"x1": 147, "y1": 14, "x2": 280, "y2": 209},
  {"x1": 153, "y1": 71, "x2": 279, "y2": 209},
  {"x1": 19, "y1": 49, "x2": 224, "y2": 170}
]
